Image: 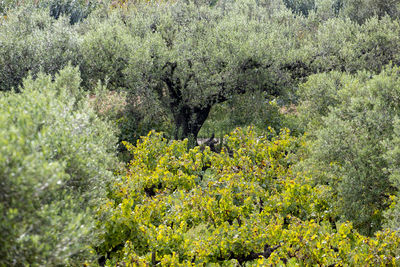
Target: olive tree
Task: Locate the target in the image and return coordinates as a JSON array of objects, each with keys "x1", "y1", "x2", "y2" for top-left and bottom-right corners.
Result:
[
  {"x1": 298, "y1": 65, "x2": 400, "y2": 235},
  {"x1": 0, "y1": 66, "x2": 118, "y2": 265},
  {"x1": 302, "y1": 16, "x2": 400, "y2": 75},
  {"x1": 342, "y1": 0, "x2": 400, "y2": 24},
  {"x1": 0, "y1": 7, "x2": 80, "y2": 92},
  {"x1": 81, "y1": 0, "x2": 304, "y2": 144}
]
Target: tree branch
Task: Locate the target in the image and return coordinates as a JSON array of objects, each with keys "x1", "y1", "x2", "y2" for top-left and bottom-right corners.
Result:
[{"x1": 162, "y1": 61, "x2": 183, "y2": 105}]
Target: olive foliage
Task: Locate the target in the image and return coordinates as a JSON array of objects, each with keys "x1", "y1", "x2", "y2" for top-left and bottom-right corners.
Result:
[
  {"x1": 0, "y1": 7, "x2": 80, "y2": 92},
  {"x1": 0, "y1": 66, "x2": 117, "y2": 265},
  {"x1": 298, "y1": 65, "x2": 400, "y2": 234},
  {"x1": 78, "y1": 0, "x2": 400, "y2": 144},
  {"x1": 80, "y1": 0, "x2": 307, "y2": 143}
]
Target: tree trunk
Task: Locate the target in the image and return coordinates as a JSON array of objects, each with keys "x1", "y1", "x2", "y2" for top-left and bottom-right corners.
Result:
[
  {"x1": 173, "y1": 104, "x2": 212, "y2": 147},
  {"x1": 161, "y1": 62, "x2": 215, "y2": 146}
]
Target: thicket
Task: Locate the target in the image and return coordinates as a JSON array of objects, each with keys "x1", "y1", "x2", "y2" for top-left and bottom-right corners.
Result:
[{"x1": 2, "y1": 0, "x2": 400, "y2": 265}]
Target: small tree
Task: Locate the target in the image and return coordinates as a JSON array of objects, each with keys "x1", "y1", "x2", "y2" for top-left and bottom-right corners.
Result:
[{"x1": 342, "y1": 0, "x2": 400, "y2": 24}]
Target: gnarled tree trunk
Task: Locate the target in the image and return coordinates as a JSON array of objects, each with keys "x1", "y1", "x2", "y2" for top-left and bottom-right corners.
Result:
[{"x1": 173, "y1": 104, "x2": 212, "y2": 146}]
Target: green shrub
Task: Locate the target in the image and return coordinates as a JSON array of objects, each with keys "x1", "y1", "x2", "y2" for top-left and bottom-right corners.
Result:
[
  {"x1": 383, "y1": 118, "x2": 400, "y2": 231},
  {"x1": 79, "y1": 14, "x2": 132, "y2": 90},
  {"x1": 0, "y1": 66, "x2": 118, "y2": 266},
  {"x1": 98, "y1": 128, "x2": 400, "y2": 265},
  {"x1": 297, "y1": 71, "x2": 352, "y2": 131},
  {"x1": 285, "y1": 0, "x2": 400, "y2": 23},
  {"x1": 0, "y1": 0, "x2": 14, "y2": 14},
  {"x1": 1, "y1": 0, "x2": 97, "y2": 22},
  {"x1": 47, "y1": 0, "x2": 97, "y2": 24},
  {"x1": 199, "y1": 91, "x2": 290, "y2": 139},
  {"x1": 282, "y1": 0, "x2": 344, "y2": 18},
  {"x1": 283, "y1": 0, "x2": 316, "y2": 16}
]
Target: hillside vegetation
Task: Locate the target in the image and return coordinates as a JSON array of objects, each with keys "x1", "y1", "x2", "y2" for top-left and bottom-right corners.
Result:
[{"x1": 2, "y1": 0, "x2": 400, "y2": 265}]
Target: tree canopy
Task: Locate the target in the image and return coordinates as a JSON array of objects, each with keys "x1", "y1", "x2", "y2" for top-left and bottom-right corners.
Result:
[{"x1": 81, "y1": 0, "x2": 300, "y2": 143}]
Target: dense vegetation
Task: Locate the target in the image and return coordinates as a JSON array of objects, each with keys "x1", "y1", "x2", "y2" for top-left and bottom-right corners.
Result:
[
  {"x1": 2, "y1": 0, "x2": 400, "y2": 265},
  {"x1": 100, "y1": 129, "x2": 400, "y2": 265}
]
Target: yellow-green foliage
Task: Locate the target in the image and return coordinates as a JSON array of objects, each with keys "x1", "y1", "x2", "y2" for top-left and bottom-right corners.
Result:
[{"x1": 99, "y1": 128, "x2": 400, "y2": 265}]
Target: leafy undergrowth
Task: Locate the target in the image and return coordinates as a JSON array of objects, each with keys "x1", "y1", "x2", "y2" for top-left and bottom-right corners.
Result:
[{"x1": 98, "y1": 128, "x2": 400, "y2": 266}]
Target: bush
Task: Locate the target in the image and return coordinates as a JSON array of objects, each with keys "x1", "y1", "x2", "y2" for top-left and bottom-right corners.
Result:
[
  {"x1": 199, "y1": 91, "x2": 292, "y2": 139},
  {"x1": 47, "y1": 0, "x2": 97, "y2": 24},
  {"x1": 88, "y1": 82, "x2": 174, "y2": 154},
  {"x1": 383, "y1": 118, "x2": 400, "y2": 230},
  {"x1": 97, "y1": 128, "x2": 400, "y2": 265},
  {"x1": 297, "y1": 71, "x2": 352, "y2": 131},
  {"x1": 0, "y1": 66, "x2": 118, "y2": 265},
  {"x1": 283, "y1": 0, "x2": 315, "y2": 16},
  {"x1": 80, "y1": 11, "x2": 175, "y2": 145},
  {"x1": 282, "y1": 0, "x2": 344, "y2": 18}
]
